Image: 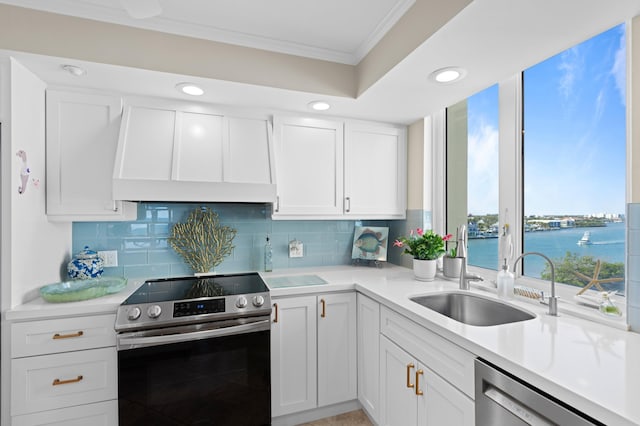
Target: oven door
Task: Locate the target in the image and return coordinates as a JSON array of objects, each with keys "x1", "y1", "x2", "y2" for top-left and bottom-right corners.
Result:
[{"x1": 117, "y1": 317, "x2": 270, "y2": 426}]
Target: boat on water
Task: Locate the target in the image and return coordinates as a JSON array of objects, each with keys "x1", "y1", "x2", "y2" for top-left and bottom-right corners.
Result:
[{"x1": 577, "y1": 231, "x2": 592, "y2": 245}]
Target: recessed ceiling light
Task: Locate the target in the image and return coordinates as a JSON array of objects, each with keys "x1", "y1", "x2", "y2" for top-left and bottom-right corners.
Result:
[
  {"x1": 308, "y1": 101, "x2": 331, "y2": 111},
  {"x1": 176, "y1": 82, "x2": 204, "y2": 96},
  {"x1": 61, "y1": 64, "x2": 86, "y2": 77},
  {"x1": 429, "y1": 67, "x2": 467, "y2": 84}
]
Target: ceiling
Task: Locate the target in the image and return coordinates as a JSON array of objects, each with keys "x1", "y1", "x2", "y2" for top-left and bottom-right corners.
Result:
[{"x1": 3, "y1": 0, "x2": 640, "y2": 125}]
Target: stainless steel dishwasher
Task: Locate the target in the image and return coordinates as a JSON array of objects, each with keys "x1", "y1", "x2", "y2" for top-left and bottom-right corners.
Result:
[{"x1": 475, "y1": 358, "x2": 604, "y2": 425}]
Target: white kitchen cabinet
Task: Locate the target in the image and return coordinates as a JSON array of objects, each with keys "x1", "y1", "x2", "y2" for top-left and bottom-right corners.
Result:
[
  {"x1": 9, "y1": 314, "x2": 118, "y2": 424},
  {"x1": 272, "y1": 116, "x2": 344, "y2": 217},
  {"x1": 357, "y1": 293, "x2": 380, "y2": 422},
  {"x1": 271, "y1": 292, "x2": 357, "y2": 417},
  {"x1": 45, "y1": 89, "x2": 136, "y2": 221},
  {"x1": 344, "y1": 123, "x2": 406, "y2": 219},
  {"x1": 272, "y1": 115, "x2": 406, "y2": 219},
  {"x1": 379, "y1": 335, "x2": 474, "y2": 426},
  {"x1": 113, "y1": 97, "x2": 276, "y2": 202}
]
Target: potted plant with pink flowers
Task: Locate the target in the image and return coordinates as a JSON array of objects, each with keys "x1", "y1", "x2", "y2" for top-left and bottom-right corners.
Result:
[{"x1": 394, "y1": 228, "x2": 452, "y2": 281}]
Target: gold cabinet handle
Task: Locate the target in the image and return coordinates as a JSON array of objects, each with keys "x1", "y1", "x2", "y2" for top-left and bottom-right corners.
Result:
[
  {"x1": 406, "y1": 363, "x2": 415, "y2": 388},
  {"x1": 320, "y1": 299, "x2": 326, "y2": 318},
  {"x1": 415, "y1": 369, "x2": 424, "y2": 396},
  {"x1": 52, "y1": 375, "x2": 83, "y2": 386},
  {"x1": 52, "y1": 331, "x2": 84, "y2": 340},
  {"x1": 273, "y1": 303, "x2": 279, "y2": 323}
]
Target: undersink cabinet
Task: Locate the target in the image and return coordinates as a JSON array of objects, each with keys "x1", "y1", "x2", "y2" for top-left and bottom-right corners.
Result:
[
  {"x1": 378, "y1": 306, "x2": 475, "y2": 426},
  {"x1": 45, "y1": 90, "x2": 136, "y2": 221},
  {"x1": 272, "y1": 115, "x2": 406, "y2": 219},
  {"x1": 271, "y1": 292, "x2": 357, "y2": 417},
  {"x1": 379, "y1": 336, "x2": 474, "y2": 426}
]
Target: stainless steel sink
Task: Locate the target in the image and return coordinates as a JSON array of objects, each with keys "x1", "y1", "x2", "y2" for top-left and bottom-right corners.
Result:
[{"x1": 410, "y1": 292, "x2": 535, "y2": 326}]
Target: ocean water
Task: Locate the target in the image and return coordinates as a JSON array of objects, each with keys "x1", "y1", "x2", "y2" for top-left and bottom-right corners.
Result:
[{"x1": 468, "y1": 222, "x2": 625, "y2": 278}]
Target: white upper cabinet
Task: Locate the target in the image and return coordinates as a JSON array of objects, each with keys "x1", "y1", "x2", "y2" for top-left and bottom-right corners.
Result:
[
  {"x1": 344, "y1": 123, "x2": 406, "y2": 219},
  {"x1": 45, "y1": 90, "x2": 137, "y2": 221},
  {"x1": 112, "y1": 97, "x2": 276, "y2": 203},
  {"x1": 272, "y1": 115, "x2": 406, "y2": 219},
  {"x1": 272, "y1": 116, "x2": 344, "y2": 216}
]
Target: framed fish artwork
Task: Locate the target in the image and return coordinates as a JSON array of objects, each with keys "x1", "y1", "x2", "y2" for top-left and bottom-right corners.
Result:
[{"x1": 352, "y1": 226, "x2": 389, "y2": 262}]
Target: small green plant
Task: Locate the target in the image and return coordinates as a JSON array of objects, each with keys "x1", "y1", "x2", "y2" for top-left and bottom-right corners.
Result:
[{"x1": 393, "y1": 228, "x2": 452, "y2": 260}]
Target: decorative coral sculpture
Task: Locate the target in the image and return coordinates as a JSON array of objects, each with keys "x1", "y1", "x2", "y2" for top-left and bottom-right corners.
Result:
[{"x1": 168, "y1": 207, "x2": 237, "y2": 274}]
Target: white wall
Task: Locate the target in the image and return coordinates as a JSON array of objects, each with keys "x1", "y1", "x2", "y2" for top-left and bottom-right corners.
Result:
[{"x1": 3, "y1": 58, "x2": 71, "y2": 308}]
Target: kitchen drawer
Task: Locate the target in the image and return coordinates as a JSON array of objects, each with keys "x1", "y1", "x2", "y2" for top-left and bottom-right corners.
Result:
[
  {"x1": 11, "y1": 347, "x2": 117, "y2": 416},
  {"x1": 11, "y1": 314, "x2": 116, "y2": 358},
  {"x1": 380, "y1": 306, "x2": 475, "y2": 398},
  {"x1": 12, "y1": 400, "x2": 118, "y2": 426}
]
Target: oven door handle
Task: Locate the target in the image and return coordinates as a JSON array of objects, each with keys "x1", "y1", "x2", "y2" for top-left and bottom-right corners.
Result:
[{"x1": 117, "y1": 318, "x2": 270, "y2": 350}]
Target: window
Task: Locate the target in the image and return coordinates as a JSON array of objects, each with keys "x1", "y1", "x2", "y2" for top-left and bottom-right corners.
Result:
[
  {"x1": 445, "y1": 23, "x2": 626, "y2": 298},
  {"x1": 522, "y1": 24, "x2": 626, "y2": 294}
]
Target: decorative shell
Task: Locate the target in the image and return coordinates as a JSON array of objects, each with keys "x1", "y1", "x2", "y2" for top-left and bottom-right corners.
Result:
[{"x1": 168, "y1": 207, "x2": 237, "y2": 274}]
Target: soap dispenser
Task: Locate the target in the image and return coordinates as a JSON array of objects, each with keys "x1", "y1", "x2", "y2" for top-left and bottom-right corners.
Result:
[
  {"x1": 264, "y1": 235, "x2": 273, "y2": 272},
  {"x1": 497, "y1": 258, "x2": 514, "y2": 300}
]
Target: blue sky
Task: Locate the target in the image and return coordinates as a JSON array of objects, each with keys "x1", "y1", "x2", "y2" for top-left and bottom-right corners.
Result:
[{"x1": 467, "y1": 24, "x2": 626, "y2": 216}]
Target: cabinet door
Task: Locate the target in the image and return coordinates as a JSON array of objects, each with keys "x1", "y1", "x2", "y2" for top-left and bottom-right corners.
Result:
[
  {"x1": 273, "y1": 116, "x2": 344, "y2": 217},
  {"x1": 418, "y1": 366, "x2": 475, "y2": 426},
  {"x1": 344, "y1": 123, "x2": 406, "y2": 218},
  {"x1": 357, "y1": 293, "x2": 380, "y2": 421},
  {"x1": 317, "y1": 292, "x2": 357, "y2": 407},
  {"x1": 46, "y1": 90, "x2": 135, "y2": 220},
  {"x1": 379, "y1": 336, "x2": 418, "y2": 426},
  {"x1": 271, "y1": 296, "x2": 317, "y2": 416}
]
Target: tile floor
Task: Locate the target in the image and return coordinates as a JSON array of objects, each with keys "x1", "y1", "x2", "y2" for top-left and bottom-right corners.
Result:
[{"x1": 298, "y1": 409, "x2": 373, "y2": 426}]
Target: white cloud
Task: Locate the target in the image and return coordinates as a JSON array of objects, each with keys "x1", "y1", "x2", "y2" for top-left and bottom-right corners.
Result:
[
  {"x1": 558, "y1": 47, "x2": 582, "y2": 100},
  {"x1": 611, "y1": 28, "x2": 626, "y2": 106},
  {"x1": 467, "y1": 121, "x2": 499, "y2": 214}
]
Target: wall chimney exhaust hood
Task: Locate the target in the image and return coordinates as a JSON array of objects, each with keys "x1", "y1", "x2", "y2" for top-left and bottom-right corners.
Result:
[{"x1": 112, "y1": 98, "x2": 276, "y2": 203}]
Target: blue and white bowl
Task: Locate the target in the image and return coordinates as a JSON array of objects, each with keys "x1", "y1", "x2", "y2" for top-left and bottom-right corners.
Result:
[{"x1": 67, "y1": 246, "x2": 104, "y2": 279}]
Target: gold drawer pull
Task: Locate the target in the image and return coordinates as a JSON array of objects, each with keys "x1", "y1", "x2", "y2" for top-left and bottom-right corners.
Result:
[
  {"x1": 320, "y1": 299, "x2": 326, "y2": 318},
  {"x1": 53, "y1": 331, "x2": 84, "y2": 340},
  {"x1": 273, "y1": 303, "x2": 279, "y2": 323},
  {"x1": 406, "y1": 363, "x2": 415, "y2": 388},
  {"x1": 52, "y1": 375, "x2": 83, "y2": 386},
  {"x1": 415, "y1": 369, "x2": 424, "y2": 396}
]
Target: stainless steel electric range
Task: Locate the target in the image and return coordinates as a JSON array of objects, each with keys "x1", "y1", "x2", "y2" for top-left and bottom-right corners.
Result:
[{"x1": 115, "y1": 272, "x2": 271, "y2": 426}]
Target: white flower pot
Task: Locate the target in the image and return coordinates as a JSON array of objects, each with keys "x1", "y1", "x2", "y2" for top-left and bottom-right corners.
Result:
[
  {"x1": 413, "y1": 258, "x2": 438, "y2": 281},
  {"x1": 442, "y1": 256, "x2": 463, "y2": 278}
]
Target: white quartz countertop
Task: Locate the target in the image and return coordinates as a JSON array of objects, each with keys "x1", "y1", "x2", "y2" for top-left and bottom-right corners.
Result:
[{"x1": 5, "y1": 265, "x2": 640, "y2": 425}]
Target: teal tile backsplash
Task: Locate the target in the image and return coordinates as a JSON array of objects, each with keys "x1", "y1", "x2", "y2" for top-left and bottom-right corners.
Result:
[{"x1": 73, "y1": 203, "x2": 391, "y2": 279}]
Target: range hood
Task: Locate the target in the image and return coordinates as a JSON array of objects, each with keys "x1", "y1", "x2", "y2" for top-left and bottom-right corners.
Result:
[{"x1": 112, "y1": 98, "x2": 276, "y2": 203}]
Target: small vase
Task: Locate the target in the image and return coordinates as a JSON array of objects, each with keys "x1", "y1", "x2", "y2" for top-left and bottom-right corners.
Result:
[
  {"x1": 442, "y1": 256, "x2": 463, "y2": 278},
  {"x1": 413, "y1": 258, "x2": 438, "y2": 281}
]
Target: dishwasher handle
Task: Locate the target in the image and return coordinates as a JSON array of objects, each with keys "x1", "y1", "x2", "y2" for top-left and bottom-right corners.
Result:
[
  {"x1": 117, "y1": 318, "x2": 270, "y2": 350},
  {"x1": 484, "y1": 385, "x2": 554, "y2": 426}
]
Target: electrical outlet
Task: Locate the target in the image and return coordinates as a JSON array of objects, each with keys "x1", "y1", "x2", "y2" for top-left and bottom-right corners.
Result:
[{"x1": 98, "y1": 250, "x2": 118, "y2": 267}]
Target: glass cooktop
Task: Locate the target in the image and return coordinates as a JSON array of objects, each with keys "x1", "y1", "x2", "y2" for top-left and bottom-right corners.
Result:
[{"x1": 122, "y1": 272, "x2": 268, "y2": 305}]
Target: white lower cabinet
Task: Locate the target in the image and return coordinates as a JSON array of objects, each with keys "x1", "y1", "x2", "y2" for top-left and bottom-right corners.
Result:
[
  {"x1": 9, "y1": 314, "x2": 118, "y2": 425},
  {"x1": 379, "y1": 336, "x2": 474, "y2": 426},
  {"x1": 357, "y1": 293, "x2": 380, "y2": 422},
  {"x1": 271, "y1": 292, "x2": 357, "y2": 417}
]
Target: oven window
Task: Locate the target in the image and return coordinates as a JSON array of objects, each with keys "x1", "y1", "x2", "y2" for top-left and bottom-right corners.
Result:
[{"x1": 118, "y1": 330, "x2": 270, "y2": 426}]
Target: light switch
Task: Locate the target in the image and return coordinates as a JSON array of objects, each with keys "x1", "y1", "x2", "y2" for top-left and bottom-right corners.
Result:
[{"x1": 289, "y1": 240, "x2": 303, "y2": 258}]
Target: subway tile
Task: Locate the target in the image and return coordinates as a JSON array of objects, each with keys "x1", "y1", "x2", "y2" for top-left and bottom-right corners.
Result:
[{"x1": 628, "y1": 230, "x2": 640, "y2": 255}]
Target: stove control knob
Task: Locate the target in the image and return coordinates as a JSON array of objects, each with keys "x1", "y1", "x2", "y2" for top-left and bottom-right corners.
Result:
[
  {"x1": 128, "y1": 306, "x2": 142, "y2": 321},
  {"x1": 252, "y1": 295, "x2": 265, "y2": 307},
  {"x1": 236, "y1": 296, "x2": 248, "y2": 309},
  {"x1": 147, "y1": 305, "x2": 162, "y2": 319}
]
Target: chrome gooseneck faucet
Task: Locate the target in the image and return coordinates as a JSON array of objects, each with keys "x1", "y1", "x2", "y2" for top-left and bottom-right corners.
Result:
[
  {"x1": 457, "y1": 225, "x2": 484, "y2": 290},
  {"x1": 512, "y1": 252, "x2": 558, "y2": 316}
]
